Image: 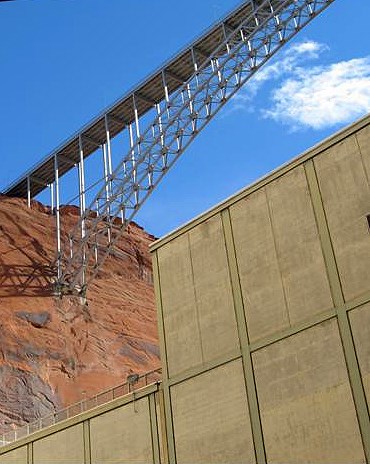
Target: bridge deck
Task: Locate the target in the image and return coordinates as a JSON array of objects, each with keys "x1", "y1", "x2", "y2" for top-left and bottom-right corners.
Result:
[{"x1": 3, "y1": 0, "x2": 263, "y2": 199}]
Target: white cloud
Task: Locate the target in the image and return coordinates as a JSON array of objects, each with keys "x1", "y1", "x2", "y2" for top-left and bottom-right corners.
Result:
[
  {"x1": 232, "y1": 40, "x2": 326, "y2": 103},
  {"x1": 252, "y1": 40, "x2": 327, "y2": 86},
  {"x1": 262, "y1": 57, "x2": 370, "y2": 130},
  {"x1": 232, "y1": 40, "x2": 370, "y2": 131}
]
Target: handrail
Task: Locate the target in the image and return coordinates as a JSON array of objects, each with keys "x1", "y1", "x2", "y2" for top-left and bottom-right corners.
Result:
[{"x1": 0, "y1": 367, "x2": 161, "y2": 447}]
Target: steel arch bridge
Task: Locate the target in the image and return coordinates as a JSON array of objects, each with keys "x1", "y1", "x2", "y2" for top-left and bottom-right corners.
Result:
[{"x1": 3, "y1": 0, "x2": 336, "y2": 297}]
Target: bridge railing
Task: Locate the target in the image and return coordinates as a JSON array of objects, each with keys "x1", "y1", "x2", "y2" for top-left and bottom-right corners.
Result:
[{"x1": 0, "y1": 367, "x2": 161, "y2": 446}]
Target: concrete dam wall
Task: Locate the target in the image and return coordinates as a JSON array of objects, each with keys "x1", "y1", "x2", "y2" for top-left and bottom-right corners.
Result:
[
  {"x1": 1, "y1": 114, "x2": 370, "y2": 463},
  {"x1": 151, "y1": 113, "x2": 370, "y2": 464}
]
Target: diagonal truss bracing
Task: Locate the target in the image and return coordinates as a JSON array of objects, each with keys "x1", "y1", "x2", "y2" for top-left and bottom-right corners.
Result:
[{"x1": 57, "y1": 0, "x2": 335, "y2": 295}]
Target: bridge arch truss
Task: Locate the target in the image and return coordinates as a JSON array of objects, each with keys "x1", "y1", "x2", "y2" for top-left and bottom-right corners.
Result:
[{"x1": 3, "y1": 0, "x2": 335, "y2": 295}]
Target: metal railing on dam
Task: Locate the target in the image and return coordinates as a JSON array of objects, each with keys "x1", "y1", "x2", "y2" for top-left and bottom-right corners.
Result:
[{"x1": 0, "y1": 367, "x2": 161, "y2": 446}]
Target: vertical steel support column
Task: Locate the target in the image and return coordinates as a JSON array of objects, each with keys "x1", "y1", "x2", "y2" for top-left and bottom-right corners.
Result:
[
  {"x1": 50, "y1": 182, "x2": 54, "y2": 212},
  {"x1": 221, "y1": 23, "x2": 231, "y2": 54},
  {"x1": 78, "y1": 135, "x2": 87, "y2": 291},
  {"x1": 54, "y1": 155, "x2": 62, "y2": 283},
  {"x1": 128, "y1": 121, "x2": 138, "y2": 210},
  {"x1": 156, "y1": 103, "x2": 168, "y2": 170},
  {"x1": 132, "y1": 93, "x2": 141, "y2": 141},
  {"x1": 102, "y1": 143, "x2": 112, "y2": 244},
  {"x1": 102, "y1": 144, "x2": 111, "y2": 205},
  {"x1": 190, "y1": 47, "x2": 199, "y2": 85},
  {"x1": 156, "y1": 104, "x2": 164, "y2": 148},
  {"x1": 161, "y1": 70, "x2": 171, "y2": 121},
  {"x1": 78, "y1": 136, "x2": 87, "y2": 219},
  {"x1": 27, "y1": 176, "x2": 31, "y2": 208},
  {"x1": 132, "y1": 94, "x2": 141, "y2": 210},
  {"x1": 104, "y1": 115, "x2": 116, "y2": 224},
  {"x1": 104, "y1": 115, "x2": 113, "y2": 189},
  {"x1": 161, "y1": 70, "x2": 171, "y2": 167}
]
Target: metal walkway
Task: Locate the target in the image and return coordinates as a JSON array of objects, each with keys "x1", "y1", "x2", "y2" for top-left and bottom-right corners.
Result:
[{"x1": 3, "y1": 0, "x2": 336, "y2": 295}]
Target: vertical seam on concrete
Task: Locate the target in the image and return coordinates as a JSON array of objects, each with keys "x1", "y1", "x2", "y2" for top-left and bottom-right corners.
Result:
[
  {"x1": 152, "y1": 251, "x2": 177, "y2": 464},
  {"x1": 83, "y1": 420, "x2": 91, "y2": 464},
  {"x1": 149, "y1": 394, "x2": 161, "y2": 464},
  {"x1": 27, "y1": 442, "x2": 33, "y2": 464},
  {"x1": 305, "y1": 159, "x2": 370, "y2": 461},
  {"x1": 153, "y1": 251, "x2": 169, "y2": 379},
  {"x1": 161, "y1": 381, "x2": 176, "y2": 464},
  {"x1": 157, "y1": 389, "x2": 169, "y2": 464},
  {"x1": 304, "y1": 160, "x2": 344, "y2": 307},
  {"x1": 355, "y1": 133, "x2": 370, "y2": 190},
  {"x1": 221, "y1": 208, "x2": 266, "y2": 464},
  {"x1": 264, "y1": 187, "x2": 292, "y2": 328},
  {"x1": 187, "y1": 233, "x2": 205, "y2": 364}
]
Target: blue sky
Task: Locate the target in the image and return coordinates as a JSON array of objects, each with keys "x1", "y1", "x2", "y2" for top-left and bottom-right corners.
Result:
[{"x1": 1, "y1": 0, "x2": 369, "y2": 237}]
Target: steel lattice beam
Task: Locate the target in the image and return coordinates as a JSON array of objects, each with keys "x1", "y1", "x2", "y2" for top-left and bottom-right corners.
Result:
[{"x1": 52, "y1": 0, "x2": 335, "y2": 294}]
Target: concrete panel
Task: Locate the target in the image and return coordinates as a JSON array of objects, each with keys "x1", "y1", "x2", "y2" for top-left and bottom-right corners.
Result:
[
  {"x1": 33, "y1": 424, "x2": 84, "y2": 464},
  {"x1": 0, "y1": 446, "x2": 27, "y2": 464},
  {"x1": 158, "y1": 215, "x2": 239, "y2": 378},
  {"x1": 265, "y1": 166, "x2": 333, "y2": 324},
  {"x1": 314, "y1": 134, "x2": 370, "y2": 302},
  {"x1": 356, "y1": 123, "x2": 370, "y2": 182},
  {"x1": 90, "y1": 397, "x2": 153, "y2": 464},
  {"x1": 253, "y1": 319, "x2": 365, "y2": 463},
  {"x1": 350, "y1": 303, "x2": 370, "y2": 408},
  {"x1": 188, "y1": 214, "x2": 239, "y2": 364},
  {"x1": 171, "y1": 359, "x2": 255, "y2": 464},
  {"x1": 230, "y1": 188, "x2": 289, "y2": 343},
  {"x1": 157, "y1": 234, "x2": 202, "y2": 378},
  {"x1": 231, "y1": 166, "x2": 332, "y2": 342}
]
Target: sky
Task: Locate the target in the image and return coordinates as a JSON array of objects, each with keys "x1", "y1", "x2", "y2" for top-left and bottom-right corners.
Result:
[{"x1": 1, "y1": 0, "x2": 370, "y2": 237}]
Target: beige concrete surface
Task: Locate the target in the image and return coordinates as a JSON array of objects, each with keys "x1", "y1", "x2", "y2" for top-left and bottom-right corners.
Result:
[
  {"x1": 356, "y1": 123, "x2": 370, "y2": 185},
  {"x1": 155, "y1": 391, "x2": 167, "y2": 464},
  {"x1": 230, "y1": 188, "x2": 290, "y2": 343},
  {"x1": 171, "y1": 359, "x2": 255, "y2": 464},
  {"x1": 0, "y1": 386, "x2": 160, "y2": 464},
  {"x1": 350, "y1": 303, "x2": 370, "y2": 408},
  {"x1": 231, "y1": 166, "x2": 332, "y2": 343},
  {"x1": 158, "y1": 215, "x2": 240, "y2": 379},
  {"x1": 188, "y1": 215, "x2": 239, "y2": 365},
  {"x1": 89, "y1": 397, "x2": 153, "y2": 464},
  {"x1": 33, "y1": 424, "x2": 84, "y2": 464},
  {"x1": 264, "y1": 166, "x2": 333, "y2": 323},
  {"x1": 158, "y1": 234, "x2": 203, "y2": 378},
  {"x1": 0, "y1": 446, "x2": 27, "y2": 464},
  {"x1": 314, "y1": 134, "x2": 370, "y2": 302},
  {"x1": 253, "y1": 319, "x2": 365, "y2": 463},
  {"x1": 153, "y1": 115, "x2": 370, "y2": 463}
]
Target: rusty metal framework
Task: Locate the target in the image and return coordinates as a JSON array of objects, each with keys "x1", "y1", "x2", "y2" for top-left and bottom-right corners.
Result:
[{"x1": 3, "y1": 0, "x2": 336, "y2": 296}]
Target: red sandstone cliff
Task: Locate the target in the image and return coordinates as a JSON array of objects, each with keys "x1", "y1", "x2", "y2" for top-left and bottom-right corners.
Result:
[{"x1": 0, "y1": 195, "x2": 160, "y2": 434}]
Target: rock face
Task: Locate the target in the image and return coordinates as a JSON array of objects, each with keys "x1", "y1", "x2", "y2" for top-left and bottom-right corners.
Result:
[
  {"x1": 0, "y1": 196, "x2": 160, "y2": 434},
  {"x1": 0, "y1": 366, "x2": 59, "y2": 425}
]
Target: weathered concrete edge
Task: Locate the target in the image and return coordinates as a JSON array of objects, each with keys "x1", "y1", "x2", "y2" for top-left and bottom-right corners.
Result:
[{"x1": 150, "y1": 113, "x2": 370, "y2": 252}]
